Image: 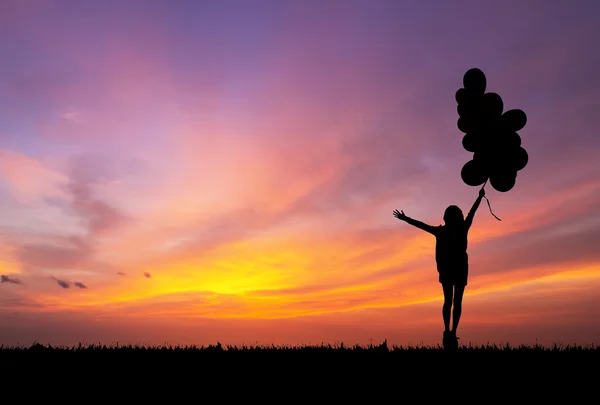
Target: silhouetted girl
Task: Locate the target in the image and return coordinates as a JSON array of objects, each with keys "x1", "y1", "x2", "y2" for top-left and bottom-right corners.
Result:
[{"x1": 393, "y1": 188, "x2": 485, "y2": 347}]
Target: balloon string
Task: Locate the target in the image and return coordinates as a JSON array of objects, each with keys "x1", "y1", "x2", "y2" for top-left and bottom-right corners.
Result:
[{"x1": 481, "y1": 180, "x2": 502, "y2": 221}]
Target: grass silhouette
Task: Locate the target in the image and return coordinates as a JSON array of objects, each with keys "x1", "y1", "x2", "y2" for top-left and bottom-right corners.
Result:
[
  {"x1": 2, "y1": 340, "x2": 596, "y2": 396},
  {"x1": 3, "y1": 340, "x2": 598, "y2": 358}
]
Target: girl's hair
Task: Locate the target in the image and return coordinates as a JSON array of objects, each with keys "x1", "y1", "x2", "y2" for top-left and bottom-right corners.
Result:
[{"x1": 444, "y1": 205, "x2": 464, "y2": 225}]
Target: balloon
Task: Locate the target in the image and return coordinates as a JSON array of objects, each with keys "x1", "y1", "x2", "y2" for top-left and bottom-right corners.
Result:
[
  {"x1": 484, "y1": 146, "x2": 515, "y2": 174},
  {"x1": 461, "y1": 159, "x2": 488, "y2": 187},
  {"x1": 481, "y1": 92, "x2": 504, "y2": 118},
  {"x1": 499, "y1": 131, "x2": 521, "y2": 149},
  {"x1": 457, "y1": 102, "x2": 479, "y2": 119},
  {"x1": 474, "y1": 149, "x2": 490, "y2": 172},
  {"x1": 473, "y1": 151, "x2": 493, "y2": 177},
  {"x1": 473, "y1": 151, "x2": 486, "y2": 163},
  {"x1": 508, "y1": 146, "x2": 529, "y2": 171},
  {"x1": 490, "y1": 171, "x2": 517, "y2": 192},
  {"x1": 462, "y1": 132, "x2": 481, "y2": 152},
  {"x1": 455, "y1": 88, "x2": 466, "y2": 104},
  {"x1": 463, "y1": 68, "x2": 486, "y2": 94},
  {"x1": 482, "y1": 128, "x2": 515, "y2": 154},
  {"x1": 501, "y1": 109, "x2": 527, "y2": 131},
  {"x1": 490, "y1": 154, "x2": 515, "y2": 176},
  {"x1": 457, "y1": 117, "x2": 481, "y2": 133},
  {"x1": 456, "y1": 70, "x2": 528, "y2": 194},
  {"x1": 476, "y1": 133, "x2": 497, "y2": 154},
  {"x1": 457, "y1": 91, "x2": 482, "y2": 114}
]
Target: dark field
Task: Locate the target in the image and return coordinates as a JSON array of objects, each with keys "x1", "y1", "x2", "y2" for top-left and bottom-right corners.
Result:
[{"x1": 2, "y1": 341, "x2": 598, "y2": 397}]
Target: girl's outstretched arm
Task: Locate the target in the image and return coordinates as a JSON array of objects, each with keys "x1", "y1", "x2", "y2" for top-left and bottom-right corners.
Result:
[
  {"x1": 465, "y1": 188, "x2": 485, "y2": 229},
  {"x1": 393, "y1": 209, "x2": 438, "y2": 236}
]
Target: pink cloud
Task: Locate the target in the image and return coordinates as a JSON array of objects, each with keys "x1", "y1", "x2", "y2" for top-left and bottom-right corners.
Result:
[{"x1": 0, "y1": 149, "x2": 68, "y2": 205}]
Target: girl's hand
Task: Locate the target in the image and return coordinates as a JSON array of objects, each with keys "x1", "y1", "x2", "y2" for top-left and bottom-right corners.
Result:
[{"x1": 393, "y1": 209, "x2": 407, "y2": 221}]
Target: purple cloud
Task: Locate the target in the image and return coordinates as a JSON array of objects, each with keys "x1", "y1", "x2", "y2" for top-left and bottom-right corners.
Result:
[
  {"x1": 62, "y1": 154, "x2": 131, "y2": 236},
  {"x1": 13, "y1": 154, "x2": 131, "y2": 279},
  {"x1": 52, "y1": 277, "x2": 70, "y2": 289}
]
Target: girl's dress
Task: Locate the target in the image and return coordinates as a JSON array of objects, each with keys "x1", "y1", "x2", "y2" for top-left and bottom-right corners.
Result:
[{"x1": 403, "y1": 213, "x2": 476, "y2": 287}]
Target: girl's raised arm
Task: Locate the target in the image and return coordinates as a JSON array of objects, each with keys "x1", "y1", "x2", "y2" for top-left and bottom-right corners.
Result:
[
  {"x1": 465, "y1": 188, "x2": 485, "y2": 229},
  {"x1": 393, "y1": 209, "x2": 438, "y2": 236}
]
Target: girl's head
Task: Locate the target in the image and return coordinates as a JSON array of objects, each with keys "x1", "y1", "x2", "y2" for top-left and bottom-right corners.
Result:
[{"x1": 444, "y1": 205, "x2": 464, "y2": 226}]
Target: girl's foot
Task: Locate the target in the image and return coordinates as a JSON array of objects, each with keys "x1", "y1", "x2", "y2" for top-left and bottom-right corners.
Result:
[
  {"x1": 450, "y1": 330, "x2": 460, "y2": 348},
  {"x1": 442, "y1": 330, "x2": 452, "y2": 348}
]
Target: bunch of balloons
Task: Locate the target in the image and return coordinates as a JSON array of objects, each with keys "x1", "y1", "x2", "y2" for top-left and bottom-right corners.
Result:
[{"x1": 456, "y1": 68, "x2": 529, "y2": 192}]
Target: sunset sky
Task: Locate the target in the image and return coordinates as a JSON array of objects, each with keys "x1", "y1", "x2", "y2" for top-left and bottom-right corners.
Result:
[{"x1": 1, "y1": 0, "x2": 600, "y2": 347}]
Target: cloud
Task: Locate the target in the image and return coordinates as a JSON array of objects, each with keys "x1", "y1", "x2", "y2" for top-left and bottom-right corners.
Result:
[
  {"x1": 0, "y1": 294, "x2": 44, "y2": 309},
  {"x1": 469, "y1": 212, "x2": 600, "y2": 279},
  {"x1": 11, "y1": 154, "x2": 132, "y2": 278},
  {"x1": 62, "y1": 154, "x2": 132, "y2": 236},
  {"x1": 0, "y1": 149, "x2": 69, "y2": 205},
  {"x1": 117, "y1": 272, "x2": 126, "y2": 276},
  {"x1": 60, "y1": 110, "x2": 82, "y2": 123},
  {"x1": 274, "y1": 134, "x2": 433, "y2": 221},
  {"x1": 1, "y1": 274, "x2": 23, "y2": 284},
  {"x1": 51, "y1": 277, "x2": 88, "y2": 290},
  {"x1": 138, "y1": 132, "x2": 434, "y2": 269},
  {"x1": 17, "y1": 236, "x2": 93, "y2": 271},
  {"x1": 53, "y1": 277, "x2": 70, "y2": 289},
  {"x1": 143, "y1": 272, "x2": 151, "y2": 278}
]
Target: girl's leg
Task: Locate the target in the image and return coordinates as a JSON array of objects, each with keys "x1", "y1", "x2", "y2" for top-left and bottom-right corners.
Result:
[
  {"x1": 442, "y1": 282, "x2": 453, "y2": 332},
  {"x1": 451, "y1": 284, "x2": 466, "y2": 333}
]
